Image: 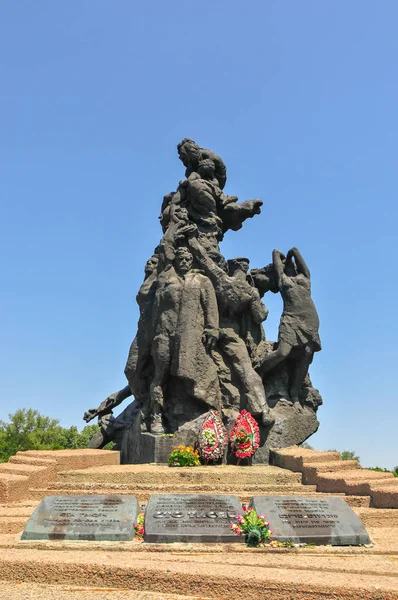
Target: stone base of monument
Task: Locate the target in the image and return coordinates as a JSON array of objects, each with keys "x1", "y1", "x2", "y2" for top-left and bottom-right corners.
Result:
[
  {"x1": 252, "y1": 402, "x2": 320, "y2": 465},
  {"x1": 119, "y1": 402, "x2": 319, "y2": 465},
  {"x1": 121, "y1": 430, "x2": 174, "y2": 464}
]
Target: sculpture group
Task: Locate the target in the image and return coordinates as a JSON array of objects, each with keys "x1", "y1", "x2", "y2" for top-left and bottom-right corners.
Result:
[{"x1": 84, "y1": 139, "x2": 322, "y2": 462}]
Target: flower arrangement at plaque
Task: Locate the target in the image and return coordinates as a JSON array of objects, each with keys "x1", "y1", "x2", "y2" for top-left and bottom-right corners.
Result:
[
  {"x1": 135, "y1": 515, "x2": 145, "y2": 540},
  {"x1": 168, "y1": 445, "x2": 200, "y2": 467},
  {"x1": 230, "y1": 409, "x2": 260, "y2": 464},
  {"x1": 230, "y1": 507, "x2": 272, "y2": 547},
  {"x1": 198, "y1": 410, "x2": 227, "y2": 464}
]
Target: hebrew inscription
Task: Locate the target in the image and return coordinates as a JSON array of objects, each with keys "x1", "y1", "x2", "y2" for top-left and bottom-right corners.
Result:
[{"x1": 250, "y1": 495, "x2": 371, "y2": 545}]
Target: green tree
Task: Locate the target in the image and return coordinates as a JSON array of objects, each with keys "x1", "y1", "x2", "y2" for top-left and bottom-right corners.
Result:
[
  {"x1": 328, "y1": 449, "x2": 361, "y2": 464},
  {"x1": 340, "y1": 450, "x2": 360, "y2": 462},
  {"x1": 0, "y1": 409, "x2": 101, "y2": 462}
]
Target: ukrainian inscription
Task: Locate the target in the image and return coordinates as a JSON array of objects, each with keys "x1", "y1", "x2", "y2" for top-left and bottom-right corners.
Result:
[
  {"x1": 144, "y1": 494, "x2": 244, "y2": 543},
  {"x1": 21, "y1": 494, "x2": 139, "y2": 541},
  {"x1": 250, "y1": 495, "x2": 371, "y2": 545}
]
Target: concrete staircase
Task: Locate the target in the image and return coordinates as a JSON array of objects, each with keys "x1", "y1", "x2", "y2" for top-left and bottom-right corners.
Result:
[
  {"x1": 271, "y1": 446, "x2": 398, "y2": 508},
  {"x1": 0, "y1": 449, "x2": 119, "y2": 503},
  {"x1": 27, "y1": 463, "x2": 371, "y2": 511},
  {"x1": 1, "y1": 448, "x2": 398, "y2": 598}
]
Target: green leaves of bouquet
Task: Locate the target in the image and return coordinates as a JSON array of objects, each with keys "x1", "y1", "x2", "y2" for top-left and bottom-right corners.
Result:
[
  {"x1": 168, "y1": 445, "x2": 200, "y2": 467},
  {"x1": 230, "y1": 507, "x2": 272, "y2": 547}
]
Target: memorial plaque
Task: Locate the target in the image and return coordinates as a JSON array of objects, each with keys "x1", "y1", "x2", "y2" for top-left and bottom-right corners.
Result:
[
  {"x1": 144, "y1": 494, "x2": 244, "y2": 543},
  {"x1": 250, "y1": 495, "x2": 371, "y2": 545},
  {"x1": 21, "y1": 495, "x2": 139, "y2": 541}
]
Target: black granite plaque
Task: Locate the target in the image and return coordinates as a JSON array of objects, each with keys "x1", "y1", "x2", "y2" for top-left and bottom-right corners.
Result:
[
  {"x1": 144, "y1": 494, "x2": 244, "y2": 543},
  {"x1": 21, "y1": 495, "x2": 139, "y2": 541},
  {"x1": 250, "y1": 495, "x2": 371, "y2": 545}
]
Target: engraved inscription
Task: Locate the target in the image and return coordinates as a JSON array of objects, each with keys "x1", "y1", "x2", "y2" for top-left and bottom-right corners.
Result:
[
  {"x1": 21, "y1": 495, "x2": 139, "y2": 542},
  {"x1": 144, "y1": 494, "x2": 245, "y2": 543},
  {"x1": 149, "y1": 496, "x2": 238, "y2": 529},
  {"x1": 273, "y1": 499, "x2": 340, "y2": 529},
  {"x1": 249, "y1": 495, "x2": 371, "y2": 546}
]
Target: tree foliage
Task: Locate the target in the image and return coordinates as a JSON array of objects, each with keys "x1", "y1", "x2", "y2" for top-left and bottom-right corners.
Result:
[
  {"x1": 328, "y1": 449, "x2": 361, "y2": 464},
  {"x1": 0, "y1": 409, "x2": 99, "y2": 463},
  {"x1": 340, "y1": 450, "x2": 360, "y2": 462}
]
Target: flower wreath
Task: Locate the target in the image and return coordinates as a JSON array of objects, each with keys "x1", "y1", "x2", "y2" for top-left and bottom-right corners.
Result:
[
  {"x1": 198, "y1": 410, "x2": 227, "y2": 462},
  {"x1": 230, "y1": 410, "x2": 260, "y2": 459}
]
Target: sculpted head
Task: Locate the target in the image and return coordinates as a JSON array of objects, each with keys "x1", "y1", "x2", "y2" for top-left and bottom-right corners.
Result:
[
  {"x1": 251, "y1": 264, "x2": 278, "y2": 294},
  {"x1": 145, "y1": 255, "x2": 159, "y2": 276},
  {"x1": 174, "y1": 247, "x2": 193, "y2": 275},
  {"x1": 177, "y1": 138, "x2": 201, "y2": 167},
  {"x1": 170, "y1": 204, "x2": 189, "y2": 223},
  {"x1": 228, "y1": 257, "x2": 250, "y2": 276},
  {"x1": 197, "y1": 159, "x2": 216, "y2": 181}
]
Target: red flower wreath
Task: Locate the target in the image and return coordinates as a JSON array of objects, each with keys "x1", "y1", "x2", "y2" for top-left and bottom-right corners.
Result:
[
  {"x1": 230, "y1": 410, "x2": 260, "y2": 459},
  {"x1": 198, "y1": 410, "x2": 227, "y2": 462}
]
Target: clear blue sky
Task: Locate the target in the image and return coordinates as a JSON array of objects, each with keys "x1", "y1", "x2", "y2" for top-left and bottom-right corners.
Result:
[{"x1": 1, "y1": 1, "x2": 397, "y2": 468}]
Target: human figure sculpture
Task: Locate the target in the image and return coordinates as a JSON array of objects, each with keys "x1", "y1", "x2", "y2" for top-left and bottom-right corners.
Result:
[
  {"x1": 253, "y1": 248, "x2": 321, "y2": 410},
  {"x1": 124, "y1": 253, "x2": 160, "y2": 415},
  {"x1": 177, "y1": 137, "x2": 227, "y2": 189},
  {"x1": 150, "y1": 246, "x2": 220, "y2": 434},
  {"x1": 84, "y1": 139, "x2": 323, "y2": 461},
  {"x1": 88, "y1": 401, "x2": 138, "y2": 449},
  {"x1": 184, "y1": 229, "x2": 274, "y2": 426},
  {"x1": 163, "y1": 139, "x2": 263, "y2": 238},
  {"x1": 179, "y1": 158, "x2": 264, "y2": 242},
  {"x1": 85, "y1": 254, "x2": 160, "y2": 427},
  {"x1": 83, "y1": 385, "x2": 132, "y2": 424}
]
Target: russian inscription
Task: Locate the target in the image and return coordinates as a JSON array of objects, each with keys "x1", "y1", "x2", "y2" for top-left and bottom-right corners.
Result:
[
  {"x1": 144, "y1": 494, "x2": 244, "y2": 543},
  {"x1": 21, "y1": 495, "x2": 139, "y2": 541},
  {"x1": 250, "y1": 495, "x2": 371, "y2": 545}
]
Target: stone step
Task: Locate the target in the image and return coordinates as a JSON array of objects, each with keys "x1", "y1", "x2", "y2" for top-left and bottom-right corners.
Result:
[
  {"x1": 29, "y1": 486, "x2": 362, "y2": 510},
  {"x1": 9, "y1": 455, "x2": 57, "y2": 468},
  {"x1": 30, "y1": 487, "x2": 318, "y2": 502},
  {"x1": 271, "y1": 447, "x2": 342, "y2": 471},
  {"x1": 0, "y1": 506, "x2": 33, "y2": 517},
  {"x1": 58, "y1": 464, "x2": 303, "y2": 486},
  {"x1": 0, "y1": 516, "x2": 28, "y2": 534},
  {"x1": 370, "y1": 483, "x2": 398, "y2": 508},
  {"x1": 0, "y1": 462, "x2": 54, "y2": 493},
  {"x1": 2, "y1": 546, "x2": 398, "y2": 599},
  {"x1": 345, "y1": 477, "x2": 398, "y2": 497},
  {"x1": 0, "y1": 583, "x2": 210, "y2": 600},
  {"x1": 4, "y1": 500, "x2": 39, "y2": 508},
  {"x1": 344, "y1": 495, "x2": 371, "y2": 508},
  {"x1": 301, "y1": 460, "x2": 360, "y2": 485},
  {"x1": 19, "y1": 449, "x2": 120, "y2": 471},
  {"x1": 46, "y1": 481, "x2": 316, "y2": 493},
  {"x1": 0, "y1": 473, "x2": 30, "y2": 503},
  {"x1": 354, "y1": 507, "x2": 398, "y2": 528},
  {"x1": 316, "y1": 469, "x2": 395, "y2": 495}
]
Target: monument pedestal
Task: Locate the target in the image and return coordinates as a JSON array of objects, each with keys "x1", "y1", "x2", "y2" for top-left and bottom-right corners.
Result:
[
  {"x1": 119, "y1": 402, "x2": 319, "y2": 465},
  {"x1": 121, "y1": 419, "x2": 174, "y2": 464}
]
